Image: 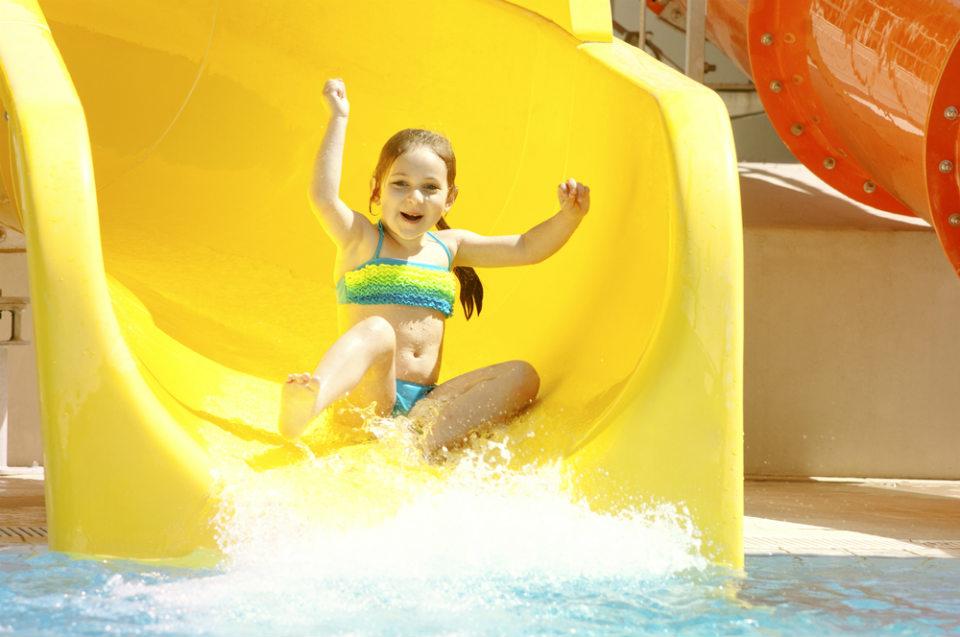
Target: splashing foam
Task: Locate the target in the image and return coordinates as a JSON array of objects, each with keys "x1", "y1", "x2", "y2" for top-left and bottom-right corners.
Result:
[
  {"x1": 210, "y1": 413, "x2": 709, "y2": 583},
  {"x1": 88, "y1": 416, "x2": 710, "y2": 634}
]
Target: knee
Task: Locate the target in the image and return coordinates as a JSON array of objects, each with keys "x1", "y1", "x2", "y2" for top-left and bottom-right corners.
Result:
[
  {"x1": 355, "y1": 316, "x2": 396, "y2": 354},
  {"x1": 505, "y1": 360, "x2": 540, "y2": 400}
]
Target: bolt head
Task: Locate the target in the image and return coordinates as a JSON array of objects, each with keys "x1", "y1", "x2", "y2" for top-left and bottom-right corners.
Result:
[
  {"x1": 863, "y1": 180, "x2": 877, "y2": 193},
  {"x1": 790, "y1": 123, "x2": 804, "y2": 136},
  {"x1": 939, "y1": 159, "x2": 955, "y2": 174},
  {"x1": 823, "y1": 157, "x2": 836, "y2": 170},
  {"x1": 949, "y1": 213, "x2": 960, "y2": 227},
  {"x1": 769, "y1": 80, "x2": 783, "y2": 93},
  {"x1": 946, "y1": 106, "x2": 959, "y2": 121},
  {"x1": 760, "y1": 33, "x2": 774, "y2": 46}
]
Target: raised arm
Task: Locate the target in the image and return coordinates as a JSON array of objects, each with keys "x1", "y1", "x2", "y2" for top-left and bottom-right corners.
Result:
[
  {"x1": 309, "y1": 79, "x2": 367, "y2": 249},
  {"x1": 452, "y1": 178, "x2": 590, "y2": 268}
]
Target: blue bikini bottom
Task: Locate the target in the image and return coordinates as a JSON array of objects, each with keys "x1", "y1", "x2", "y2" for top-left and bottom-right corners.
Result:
[{"x1": 393, "y1": 379, "x2": 436, "y2": 416}]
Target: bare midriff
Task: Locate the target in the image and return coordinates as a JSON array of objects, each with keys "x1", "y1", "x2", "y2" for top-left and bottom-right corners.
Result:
[{"x1": 337, "y1": 303, "x2": 445, "y2": 385}]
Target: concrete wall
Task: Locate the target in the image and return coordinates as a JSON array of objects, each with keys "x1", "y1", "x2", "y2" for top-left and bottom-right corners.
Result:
[
  {"x1": 742, "y1": 165, "x2": 960, "y2": 479},
  {"x1": 0, "y1": 231, "x2": 42, "y2": 468}
]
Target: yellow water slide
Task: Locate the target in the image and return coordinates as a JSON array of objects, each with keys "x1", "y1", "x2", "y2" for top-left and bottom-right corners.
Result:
[{"x1": 0, "y1": 0, "x2": 743, "y2": 566}]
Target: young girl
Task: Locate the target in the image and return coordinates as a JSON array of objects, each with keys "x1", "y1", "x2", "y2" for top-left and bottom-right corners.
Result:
[{"x1": 279, "y1": 78, "x2": 590, "y2": 456}]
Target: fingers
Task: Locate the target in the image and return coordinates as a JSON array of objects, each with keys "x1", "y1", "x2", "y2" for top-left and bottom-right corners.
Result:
[
  {"x1": 324, "y1": 77, "x2": 346, "y2": 98},
  {"x1": 558, "y1": 179, "x2": 590, "y2": 203}
]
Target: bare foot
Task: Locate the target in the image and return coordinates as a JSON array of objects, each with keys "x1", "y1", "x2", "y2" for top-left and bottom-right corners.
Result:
[{"x1": 278, "y1": 373, "x2": 320, "y2": 439}]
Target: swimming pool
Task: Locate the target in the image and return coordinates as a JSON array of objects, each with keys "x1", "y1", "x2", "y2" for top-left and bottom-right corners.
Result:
[{"x1": 2, "y1": 545, "x2": 959, "y2": 636}]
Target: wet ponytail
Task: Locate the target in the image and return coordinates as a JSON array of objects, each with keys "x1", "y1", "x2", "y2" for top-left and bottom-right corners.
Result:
[
  {"x1": 435, "y1": 216, "x2": 483, "y2": 319},
  {"x1": 369, "y1": 128, "x2": 484, "y2": 320}
]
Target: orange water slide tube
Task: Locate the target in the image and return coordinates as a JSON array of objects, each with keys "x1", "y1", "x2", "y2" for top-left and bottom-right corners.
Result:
[{"x1": 650, "y1": 0, "x2": 960, "y2": 274}]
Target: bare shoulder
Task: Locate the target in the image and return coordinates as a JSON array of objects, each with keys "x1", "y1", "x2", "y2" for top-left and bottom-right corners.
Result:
[
  {"x1": 339, "y1": 211, "x2": 380, "y2": 264},
  {"x1": 434, "y1": 227, "x2": 472, "y2": 247},
  {"x1": 433, "y1": 227, "x2": 472, "y2": 259}
]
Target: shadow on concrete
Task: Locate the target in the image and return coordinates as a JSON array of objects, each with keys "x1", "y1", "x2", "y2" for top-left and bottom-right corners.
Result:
[
  {"x1": 739, "y1": 163, "x2": 934, "y2": 231},
  {"x1": 745, "y1": 479, "x2": 960, "y2": 558}
]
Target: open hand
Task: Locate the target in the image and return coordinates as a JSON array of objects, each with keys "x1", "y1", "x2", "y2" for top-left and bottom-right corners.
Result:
[
  {"x1": 323, "y1": 78, "x2": 350, "y2": 118},
  {"x1": 558, "y1": 178, "x2": 590, "y2": 217}
]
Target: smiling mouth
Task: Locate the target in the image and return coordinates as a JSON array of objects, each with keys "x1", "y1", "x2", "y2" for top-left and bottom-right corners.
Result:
[{"x1": 400, "y1": 211, "x2": 424, "y2": 222}]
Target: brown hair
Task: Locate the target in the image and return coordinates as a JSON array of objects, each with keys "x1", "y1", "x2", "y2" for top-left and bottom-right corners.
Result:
[{"x1": 368, "y1": 128, "x2": 483, "y2": 319}]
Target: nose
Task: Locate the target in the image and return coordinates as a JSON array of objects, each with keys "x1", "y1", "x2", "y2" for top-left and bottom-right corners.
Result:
[{"x1": 407, "y1": 189, "x2": 425, "y2": 205}]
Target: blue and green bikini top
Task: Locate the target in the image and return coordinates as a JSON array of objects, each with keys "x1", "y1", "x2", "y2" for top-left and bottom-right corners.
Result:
[{"x1": 336, "y1": 220, "x2": 457, "y2": 317}]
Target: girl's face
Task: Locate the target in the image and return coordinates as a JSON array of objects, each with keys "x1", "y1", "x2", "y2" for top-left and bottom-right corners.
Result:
[{"x1": 374, "y1": 146, "x2": 456, "y2": 240}]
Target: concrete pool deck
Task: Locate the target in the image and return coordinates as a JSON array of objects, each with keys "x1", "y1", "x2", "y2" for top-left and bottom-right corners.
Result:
[
  {"x1": 1, "y1": 472, "x2": 958, "y2": 558},
  {"x1": 744, "y1": 477, "x2": 960, "y2": 558}
]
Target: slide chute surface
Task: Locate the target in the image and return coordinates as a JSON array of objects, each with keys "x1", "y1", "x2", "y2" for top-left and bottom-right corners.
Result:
[{"x1": 0, "y1": 0, "x2": 743, "y2": 566}]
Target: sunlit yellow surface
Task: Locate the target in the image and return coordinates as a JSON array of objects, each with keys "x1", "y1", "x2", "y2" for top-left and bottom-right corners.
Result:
[{"x1": 0, "y1": 0, "x2": 743, "y2": 566}]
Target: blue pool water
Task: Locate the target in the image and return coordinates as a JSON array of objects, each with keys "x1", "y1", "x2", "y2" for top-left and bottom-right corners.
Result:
[
  {"x1": 2, "y1": 547, "x2": 959, "y2": 636},
  {"x1": 3, "y1": 440, "x2": 958, "y2": 636}
]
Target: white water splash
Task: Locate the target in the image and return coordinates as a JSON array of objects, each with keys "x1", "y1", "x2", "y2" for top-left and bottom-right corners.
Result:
[
  {"x1": 92, "y1": 420, "x2": 710, "y2": 635},
  {"x1": 210, "y1": 417, "x2": 708, "y2": 581}
]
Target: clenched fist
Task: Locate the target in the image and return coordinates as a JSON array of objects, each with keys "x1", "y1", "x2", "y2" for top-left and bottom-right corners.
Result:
[
  {"x1": 558, "y1": 178, "x2": 590, "y2": 217},
  {"x1": 323, "y1": 78, "x2": 350, "y2": 118}
]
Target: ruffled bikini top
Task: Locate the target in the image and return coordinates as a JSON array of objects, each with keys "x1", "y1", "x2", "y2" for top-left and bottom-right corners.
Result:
[{"x1": 336, "y1": 220, "x2": 457, "y2": 317}]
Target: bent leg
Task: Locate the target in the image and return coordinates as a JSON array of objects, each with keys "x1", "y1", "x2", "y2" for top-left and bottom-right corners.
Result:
[
  {"x1": 279, "y1": 316, "x2": 397, "y2": 438},
  {"x1": 408, "y1": 360, "x2": 540, "y2": 455}
]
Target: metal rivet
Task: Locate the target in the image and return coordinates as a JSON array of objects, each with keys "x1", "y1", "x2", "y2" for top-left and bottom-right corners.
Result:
[
  {"x1": 949, "y1": 213, "x2": 960, "y2": 227},
  {"x1": 760, "y1": 33, "x2": 774, "y2": 46},
  {"x1": 790, "y1": 123, "x2": 804, "y2": 136},
  {"x1": 945, "y1": 106, "x2": 959, "y2": 121},
  {"x1": 823, "y1": 157, "x2": 836, "y2": 170},
  {"x1": 863, "y1": 180, "x2": 877, "y2": 193},
  {"x1": 769, "y1": 80, "x2": 783, "y2": 93},
  {"x1": 939, "y1": 159, "x2": 955, "y2": 173}
]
